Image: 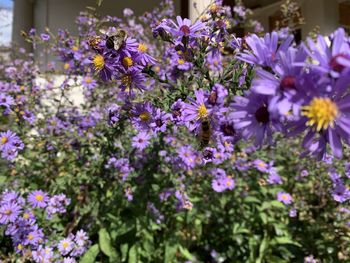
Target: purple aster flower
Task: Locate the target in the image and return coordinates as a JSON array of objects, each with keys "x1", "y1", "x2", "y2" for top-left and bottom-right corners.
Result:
[
  {"x1": 22, "y1": 110, "x2": 36, "y2": 125},
  {"x1": 0, "y1": 202, "x2": 21, "y2": 224},
  {"x1": 163, "y1": 16, "x2": 206, "y2": 40},
  {"x1": 304, "y1": 28, "x2": 350, "y2": 78},
  {"x1": 135, "y1": 43, "x2": 157, "y2": 66},
  {"x1": 0, "y1": 93, "x2": 15, "y2": 108},
  {"x1": 230, "y1": 92, "x2": 281, "y2": 146},
  {"x1": 75, "y1": 230, "x2": 89, "y2": 247},
  {"x1": 63, "y1": 257, "x2": 77, "y2": 263},
  {"x1": 81, "y1": 75, "x2": 98, "y2": 90},
  {"x1": 250, "y1": 46, "x2": 308, "y2": 116},
  {"x1": 289, "y1": 208, "x2": 297, "y2": 217},
  {"x1": 211, "y1": 176, "x2": 235, "y2": 192},
  {"x1": 253, "y1": 159, "x2": 269, "y2": 172},
  {"x1": 171, "y1": 99, "x2": 185, "y2": 125},
  {"x1": 206, "y1": 52, "x2": 222, "y2": 71},
  {"x1": 45, "y1": 194, "x2": 71, "y2": 219},
  {"x1": 300, "y1": 169, "x2": 309, "y2": 177},
  {"x1": 25, "y1": 227, "x2": 44, "y2": 246},
  {"x1": 183, "y1": 89, "x2": 211, "y2": 132},
  {"x1": 211, "y1": 168, "x2": 235, "y2": 192},
  {"x1": 107, "y1": 104, "x2": 121, "y2": 126},
  {"x1": 177, "y1": 145, "x2": 198, "y2": 169},
  {"x1": 28, "y1": 190, "x2": 49, "y2": 208},
  {"x1": 118, "y1": 68, "x2": 147, "y2": 94},
  {"x1": 332, "y1": 183, "x2": 350, "y2": 203},
  {"x1": 207, "y1": 84, "x2": 228, "y2": 108},
  {"x1": 40, "y1": 33, "x2": 50, "y2": 41},
  {"x1": 288, "y1": 74, "x2": 350, "y2": 159},
  {"x1": 150, "y1": 108, "x2": 171, "y2": 133},
  {"x1": 237, "y1": 31, "x2": 294, "y2": 68},
  {"x1": 267, "y1": 171, "x2": 283, "y2": 185},
  {"x1": 124, "y1": 187, "x2": 133, "y2": 201},
  {"x1": 132, "y1": 132, "x2": 151, "y2": 150},
  {"x1": 58, "y1": 237, "x2": 74, "y2": 255},
  {"x1": 123, "y1": 8, "x2": 134, "y2": 17},
  {"x1": 131, "y1": 102, "x2": 155, "y2": 131},
  {"x1": 0, "y1": 130, "x2": 24, "y2": 161},
  {"x1": 106, "y1": 157, "x2": 133, "y2": 180},
  {"x1": 277, "y1": 192, "x2": 293, "y2": 205},
  {"x1": 92, "y1": 52, "x2": 116, "y2": 81}
]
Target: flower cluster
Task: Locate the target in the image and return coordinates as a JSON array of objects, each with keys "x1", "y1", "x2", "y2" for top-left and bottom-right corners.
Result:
[
  {"x1": 234, "y1": 28, "x2": 350, "y2": 159},
  {"x1": 0, "y1": 130, "x2": 24, "y2": 161},
  {"x1": 0, "y1": 190, "x2": 89, "y2": 262}
]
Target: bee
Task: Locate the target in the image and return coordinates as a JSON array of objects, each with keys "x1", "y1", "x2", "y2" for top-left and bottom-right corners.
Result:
[
  {"x1": 199, "y1": 118, "x2": 211, "y2": 148},
  {"x1": 103, "y1": 29, "x2": 128, "y2": 51},
  {"x1": 88, "y1": 36, "x2": 102, "y2": 49},
  {"x1": 208, "y1": 91, "x2": 217, "y2": 105}
]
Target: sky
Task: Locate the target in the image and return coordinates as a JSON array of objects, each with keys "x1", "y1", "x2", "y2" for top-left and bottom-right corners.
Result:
[{"x1": 0, "y1": 0, "x2": 13, "y2": 46}]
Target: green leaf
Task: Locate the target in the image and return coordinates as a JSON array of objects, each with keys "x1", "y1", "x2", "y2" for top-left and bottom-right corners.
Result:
[
  {"x1": 128, "y1": 245, "x2": 137, "y2": 263},
  {"x1": 79, "y1": 244, "x2": 99, "y2": 263},
  {"x1": 164, "y1": 242, "x2": 178, "y2": 263},
  {"x1": 244, "y1": 196, "x2": 261, "y2": 204},
  {"x1": 179, "y1": 246, "x2": 195, "y2": 261},
  {"x1": 120, "y1": 244, "x2": 129, "y2": 262},
  {"x1": 99, "y1": 228, "x2": 119, "y2": 261},
  {"x1": 96, "y1": 0, "x2": 103, "y2": 6},
  {"x1": 271, "y1": 237, "x2": 301, "y2": 247}
]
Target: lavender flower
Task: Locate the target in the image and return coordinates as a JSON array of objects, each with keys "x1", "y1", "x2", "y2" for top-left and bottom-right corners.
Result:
[{"x1": 277, "y1": 192, "x2": 293, "y2": 205}]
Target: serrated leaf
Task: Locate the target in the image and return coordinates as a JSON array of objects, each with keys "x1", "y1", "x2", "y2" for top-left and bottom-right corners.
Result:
[
  {"x1": 99, "y1": 228, "x2": 119, "y2": 261},
  {"x1": 79, "y1": 244, "x2": 99, "y2": 263}
]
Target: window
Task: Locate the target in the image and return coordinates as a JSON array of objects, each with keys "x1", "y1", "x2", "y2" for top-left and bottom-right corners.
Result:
[{"x1": 0, "y1": 0, "x2": 13, "y2": 46}]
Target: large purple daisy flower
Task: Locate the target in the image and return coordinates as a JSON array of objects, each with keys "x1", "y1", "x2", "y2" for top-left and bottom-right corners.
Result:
[
  {"x1": 183, "y1": 89, "x2": 211, "y2": 132},
  {"x1": 163, "y1": 16, "x2": 206, "y2": 40},
  {"x1": 304, "y1": 28, "x2": 350, "y2": 78},
  {"x1": 237, "y1": 31, "x2": 294, "y2": 68},
  {"x1": 229, "y1": 92, "x2": 281, "y2": 146},
  {"x1": 288, "y1": 74, "x2": 350, "y2": 159}
]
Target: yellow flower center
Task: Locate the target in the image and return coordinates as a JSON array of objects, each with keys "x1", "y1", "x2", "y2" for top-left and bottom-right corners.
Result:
[
  {"x1": 1, "y1": 136, "x2": 8, "y2": 144},
  {"x1": 35, "y1": 194, "x2": 44, "y2": 202},
  {"x1": 121, "y1": 75, "x2": 132, "y2": 87},
  {"x1": 258, "y1": 162, "x2": 266, "y2": 168},
  {"x1": 72, "y1": 46, "x2": 79, "y2": 52},
  {"x1": 178, "y1": 59, "x2": 185, "y2": 65},
  {"x1": 63, "y1": 63, "x2": 70, "y2": 70},
  {"x1": 197, "y1": 104, "x2": 207, "y2": 119},
  {"x1": 28, "y1": 234, "x2": 34, "y2": 240},
  {"x1": 301, "y1": 97, "x2": 339, "y2": 131},
  {"x1": 122, "y1": 57, "x2": 133, "y2": 68},
  {"x1": 62, "y1": 241, "x2": 69, "y2": 249},
  {"x1": 138, "y1": 43, "x2": 148, "y2": 53},
  {"x1": 93, "y1": 54, "x2": 105, "y2": 71},
  {"x1": 281, "y1": 194, "x2": 289, "y2": 200},
  {"x1": 20, "y1": 85, "x2": 25, "y2": 91},
  {"x1": 17, "y1": 244, "x2": 23, "y2": 250},
  {"x1": 139, "y1": 112, "x2": 151, "y2": 122},
  {"x1": 4, "y1": 209, "x2": 12, "y2": 215},
  {"x1": 23, "y1": 213, "x2": 30, "y2": 219},
  {"x1": 85, "y1": 77, "x2": 92, "y2": 84}
]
